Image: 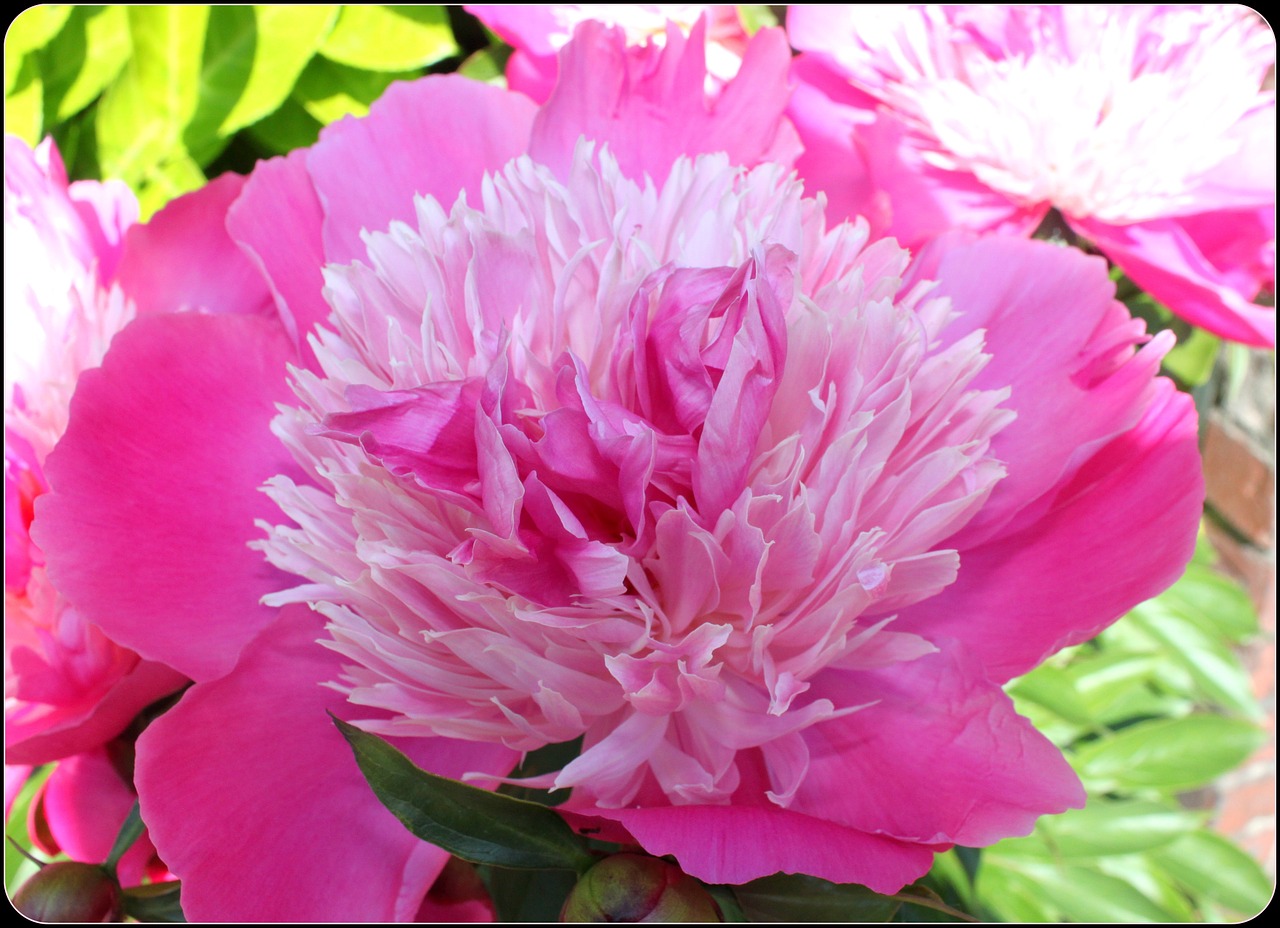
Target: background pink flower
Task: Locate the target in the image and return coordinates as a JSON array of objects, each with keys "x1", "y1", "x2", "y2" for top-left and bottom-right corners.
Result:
[
  {"x1": 466, "y1": 4, "x2": 752, "y2": 102},
  {"x1": 787, "y1": 5, "x2": 1276, "y2": 347},
  {"x1": 3, "y1": 137, "x2": 184, "y2": 769}
]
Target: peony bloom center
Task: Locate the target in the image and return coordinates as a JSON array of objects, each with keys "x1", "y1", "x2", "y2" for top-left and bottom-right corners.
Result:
[
  {"x1": 847, "y1": 6, "x2": 1272, "y2": 223},
  {"x1": 259, "y1": 147, "x2": 1015, "y2": 809}
]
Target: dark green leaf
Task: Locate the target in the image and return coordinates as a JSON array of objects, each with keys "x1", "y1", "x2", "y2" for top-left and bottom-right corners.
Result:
[
  {"x1": 332, "y1": 715, "x2": 595, "y2": 872},
  {"x1": 498, "y1": 737, "x2": 581, "y2": 807},
  {"x1": 245, "y1": 97, "x2": 323, "y2": 154},
  {"x1": 732, "y1": 873, "x2": 901, "y2": 922},
  {"x1": 102, "y1": 801, "x2": 145, "y2": 879},
  {"x1": 478, "y1": 865, "x2": 579, "y2": 922},
  {"x1": 121, "y1": 881, "x2": 185, "y2": 922},
  {"x1": 38, "y1": 6, "x2": 131, "y2": 124},
  {"x1": 292, "y1": 56, "x2": 411, "y2": 124},
  {"x1": 1074, "y1": 715, "x2": 1265, "y2": 793}
]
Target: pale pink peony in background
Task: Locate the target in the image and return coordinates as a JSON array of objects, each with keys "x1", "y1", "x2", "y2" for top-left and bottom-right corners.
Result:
[
  {"x1": 788, "y1": 5, "x2": 1276, "y2": 347},
  {"x1": 3, "y1": 137, "x2": 184, "y2": 770},
  {"x1": 466, "y1": 4, "x2": 751, "y2": 102}
]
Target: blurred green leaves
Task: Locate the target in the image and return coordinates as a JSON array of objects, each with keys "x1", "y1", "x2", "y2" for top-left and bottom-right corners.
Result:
[
  {"x1": 3, "y1": 5, "x2": 462, "y2": 217},
  {"x1": 952, "y1": 532, "x2": 1272, "y2": 922}
]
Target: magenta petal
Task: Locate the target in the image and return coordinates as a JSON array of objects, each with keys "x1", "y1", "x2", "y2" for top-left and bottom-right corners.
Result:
[
  {"x1": 896, "y1": 379, "x2": 1202, "y2": 680},
  {"x1": 530, "y1": 20, "x2": 798, "y2": 184},
  {"x1": 5, "y1": 659, "x2": 185, "y2": 766},
  {"x1": 907, "y1": 234, "x2": 1168, "y2": 547},
  {"x1": 136, "y1": 605, "x2": 516, "y2": 921},
  {"x1": 575, "y1": 803, "x2": 936, "y2": 893},
  {"x1": 465, "y1": 5, "x2": 564, "y2": 56},
  {"x1": 40, "y1": 749, "x2": 157, "y2": 886},
  {"x1": 225, "y1": 149, "x2": 330, "y2": 370},
  {"x1": 794, "y1": 648, "x2": 1084, "y2": 846},
  {"x1": 34, "y1": 313, "x2": 302, "y2": 682},
  {"x1": 1074, "y1": 214, "x2": 1276, "y2": 348},
  {"x1": 116, "y1": 171, "x2": 274, "y2": 319},
  {"x1": 307, "y1": 76, "x2": 537, "y2": 265}
]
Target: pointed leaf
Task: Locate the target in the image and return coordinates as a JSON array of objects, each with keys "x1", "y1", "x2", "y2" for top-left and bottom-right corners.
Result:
[
  {"x1": 38, "y1": 6, "x2": 131, "y2": 124},
  {"x1": 320, "y1": 6, "x2": 458, "y2": 71},
  {"x1": 1150, "y1": 830, "x2": 1274, "y2": 916},
  {"x1": 478, "y1": 865, "x2": 579, "y2": 922},
  {"x1": 1036, "y1": 799, "x2": 1203, "y2": 857},
  {"x1": 1074, "y1": 715, "x2": 1265, "y2": 793},
  {"x1": 291, "y1": 56, "x2": 410, "y2": 124},
  {"x1": 332, "y1": 715, "x2": 595, "y2": 872},
  {"x1": 121, "y1": 882, "x2": 185, "y2": 923},
  {"x1": 1130, "y1": 601, "x2": 1261, "y2": 716},
  {"x1": 732, "y1": 873, "x2": 901, "y2": 922}
]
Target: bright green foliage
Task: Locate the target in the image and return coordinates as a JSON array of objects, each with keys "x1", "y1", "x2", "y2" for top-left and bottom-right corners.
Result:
[
  {"x1": 2, "y1": 5, "x2": 461, "y2": 218},
  {"x1": 319, "y1": 6, "x2": 458, "y2": 71},
  {"x1": 954, "y1": 532, "x2": 1273, "y2": 922}
]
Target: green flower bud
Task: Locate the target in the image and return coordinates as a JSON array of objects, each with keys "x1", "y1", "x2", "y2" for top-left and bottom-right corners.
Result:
[
  {"x1": 560, "y1": 853, "x2": 722, "y2": 922},
  {"x1": 11, "y1": 861, "x2": 123, "y2": 922}
]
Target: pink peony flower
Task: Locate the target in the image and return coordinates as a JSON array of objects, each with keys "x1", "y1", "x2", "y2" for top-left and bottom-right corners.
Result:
[
  {"x1": 3, "y1": 137, "x2": 185, "y2": 769},
  {"x1": 466, "y1": 4, "x2": 752, "y2": 102},
  {"x1": 787, "y1": 5, "x2": 1276, "y2": 347},
  {"x1": 34, "y1": 24, "x2": 805, "y2": 921}
]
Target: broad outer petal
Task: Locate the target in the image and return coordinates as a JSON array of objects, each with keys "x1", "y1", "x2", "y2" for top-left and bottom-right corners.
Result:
[
  {"x1": 895, "y1": 377, "x2": 1202, "y2": 681},
  {"x1": 905, "y1": 234, "x2": 1170, "y2": 548},
  {"x1": 5, "y1": 658, "x2": 185, "y2": 766},
  {"x1": 568, "y1": 803, "x2": 937, "y2": 894},
  {"x1": 306, "y1": 76, "x2": 538, "y2": 265},
  {"x1": 136, "y1": 605, "x2": 516, "y2": 922},
  {"x1": 225, "y1": 149, "x2": 329, "y2": 371},
  {"x1": 792, "y1": 647, "x2": 1085, "y2": 846},
  {"x1": 34, "y1": 312, "x2": 303, "y2": 682},
  {"x1": 116, "y1": 171, "x2": 275, "y2": 319},
  {"x1": 1074, "y1": 213, "x2": 1276, "y2": 348},
  {"x1": 529, "y1": 20, "x2": 799, "y2": 185}
]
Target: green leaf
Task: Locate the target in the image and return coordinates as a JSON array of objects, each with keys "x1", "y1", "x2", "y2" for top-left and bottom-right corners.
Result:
[
  {"x1": 1161, "y1": 562, "x2": 1258, "y2": 642},
  {"x1": 4, "y1": 51, "x2": 42, "y2": 144},
  {"x1": 1036, "y1": 799, "x2": 1203, "y2": 858},
  {"x1": 5, "y1": 765, "x2": 53, "y2": 893},
  {"x1": 291, "y1": 56, "x2": 410, "y2": 125},
  {"x1": 320, "y1": 6, "x2": 458, "y2": 71},
  {"x1": 732, "y1": 874, "x2": 901, "y2": 922},
  {"x1": 737, "y1": 6, "x2": 779, "y2": 34},
  {"x1": 5, "y1": 5, "x2": 72, "y2": 62},
  {"x1": 1129, "y1": 601, "x2": 1261, "y2": 717},
  {"x1": 457, "y1": 45, "x2": 512, "y2": 87},
  {"x1": 37, "y1": 6, "x2": 130, "y2": 125},
  {"x1": 1074, "y1": 715, "x2": 1265, "y2": 793},
  {"x1": 102, "y1": 802, "x2": 145, "y2": 879},
  {"x1": 995, "y1": 861, "x2": 1180, "y2": 922},
  {"x1": 96, "y1": 6, "x2": 210, "y2": 183},
  {"x1": 190, "y1": 5, "x2": 337, "y2": 143},
  {"x1": 245, "y1": 97, "x2": 323, "y2": 155},
  {"x1": 134, "y1": 150, "x2": 207, "y2": 220},
  {"x1": 121, "y1": 881, "x2": 186, "y2": 922},
  {"x1": 332, "y1": 715, "x2": 595, "y2": 872},
  {"x1": 971, "y1": 864, "x2": 1060, "y2": 922},
  {"x1": 1150, "y1": 830, "x2": 1275, "y2": 916},
  {"x1": 1161, "y1": 324, "x2": 1221, "y2": 388},
  {"x1": 478, "y1": 866, "x2": 579, "y2": 922},
  {"x1": 498, "y1": 737, "x2": 582, "y2": 807},
  {"x1": 1006, "y1": 664, "x2": 1095, "y2": 727}
]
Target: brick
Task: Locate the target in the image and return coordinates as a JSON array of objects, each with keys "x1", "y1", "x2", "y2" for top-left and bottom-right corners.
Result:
[
  {"x1": 1215, "y1": 776, "x2": 1278, "y2": 835},
  {"x1": 1203, "y1": 416, "x2": 1275, "y2": 547}
]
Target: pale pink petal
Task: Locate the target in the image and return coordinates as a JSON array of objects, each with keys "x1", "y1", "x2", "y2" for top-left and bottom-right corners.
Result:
[
  {"x1": 895, "y1": 379, "x2": 1201, "y2": 681},
  {"x1": 135, "y1": 605, "x2": 516, "y2": 922},
  {"x1": 466, "y1": 5, "x2": 566, "y2": 56},
  {"x1": 1073, "y1": 213, "x2": 1275, "y2": 348},
  {"x1": 115, "y1": 172, "x2": 274, "y2": 319},
  {"x1": 33, "y1": 313, "x2": 302, "y2": 682},
  {"x1": 504, "y1": 48, "x2": 559, "y2": 103},
  {"x1": 529, "y1": 20, "x2": 798, "y2": 184},
  {"x1": 793, "y1": 647, "x2": 1084, "y2": 846},
  {"x1": 307, "y1": 77, "x2": 538, "y2": 265}
]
